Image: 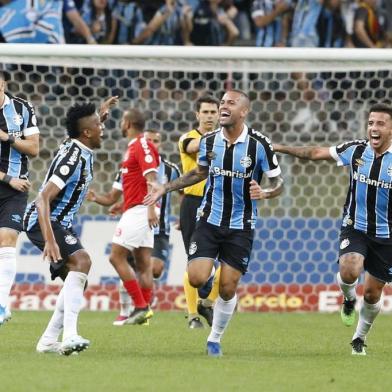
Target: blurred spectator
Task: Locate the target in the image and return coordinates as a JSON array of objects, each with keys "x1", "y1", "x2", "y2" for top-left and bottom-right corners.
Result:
[
  {"x1": 251, "y1": 0, "x2": 293, "y2": 47},
  {"x1": 190, "y1": 0, "x2": 239, "y2": 45},
  {"x1": 0, "y1": 0, "x2": 65, "y2": 43},
  {"x1": 133, "y1": 0, "x2": 193, "y2": 45},
  {"x1": 81, "y1": 0, "x2": 116, "y2": 43},
  {"x1": 111, "y1": 0, "x2": 145, "y2": 44},
  {"x1": 290, "y1": 0, "x2": 346, "y2": 47},
  {"x1": 63, "y1": 0, "x2": 98, "y2": 44},
  {"x1": 351, "y1": 0, "x2": 385, "y2": 47},
  {"x1": 233, "y1": 0, "x2": 252, "y2": 41},
  {"x1": 317, "y1": 0, "x2": 346, "y2": 47}
]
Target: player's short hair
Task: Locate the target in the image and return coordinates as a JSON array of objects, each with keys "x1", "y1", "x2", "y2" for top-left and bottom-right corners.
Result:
[
  {"x1": 225, "y1": 89, "x2": 250, "y2": 107},
  {"x1": 124, "y1": 108, "x2": 145, "y2": 131},
  {"x1": 195, "y1": 94, "x2": 219, "y2": 112},
  {"x1": 65, "y1": 102, "x2": 97, "y2": 138},
  {"x1": 369, "y1": 103, "x2": 392, "y2": 119},
  {"x1": 145, "y1": 129, "x2": 160, "y2": 135}
]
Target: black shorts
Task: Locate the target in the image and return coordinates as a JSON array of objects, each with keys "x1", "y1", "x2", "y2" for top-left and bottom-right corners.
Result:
[
  {"x1": 152, "y1": 233, "x2": 170, "y2": 263},
  {"x1": 180, "y1": 195, "x2": 203, "y2": 254},
  {"x1": 26, "y1": 221, "x2": 84, "y2": 280},
  {"x1": 339, "y1": 226, "x2": 392, "y2": 283},
  {"x1": 188, "y1": 219, "x2": 254, "y2": 274},
  {"x1": 0, "y1": 192, "x2": 28, "y2": 232}
]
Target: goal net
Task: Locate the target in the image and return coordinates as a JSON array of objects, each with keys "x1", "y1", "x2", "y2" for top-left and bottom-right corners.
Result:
[{"x1": 3, "y1": 44, "x2": 392, "y2": 312}]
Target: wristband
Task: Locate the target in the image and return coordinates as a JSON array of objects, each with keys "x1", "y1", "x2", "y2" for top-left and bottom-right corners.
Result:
[
  {"x1": 7, "y1": 135, "x2": 16, "y2": 144},
  {"x1": 2, "y1": 174, "x2": 12, "y2": 184}
]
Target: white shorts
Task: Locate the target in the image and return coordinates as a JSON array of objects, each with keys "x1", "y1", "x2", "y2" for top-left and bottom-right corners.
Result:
[{"x1": 112, "y1": 205, "x2": 154, "y2": 250}]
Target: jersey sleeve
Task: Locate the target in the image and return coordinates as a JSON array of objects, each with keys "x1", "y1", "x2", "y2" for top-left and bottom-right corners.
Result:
[
  {"x1": 136, "y1": 137, "x2": 159, "y2": 176},
  {"x1": 112, "y1": 170, "x2": 122, "y2": 191},
  {"x1": 22, "y1": 101, "x2": 39, "y2": 136},
  {"x1": 170, "y1": 162, "x2": 181, "y2": 181},
  {"x1": 197, "y1": 136, "x2": 208, "y2": 166},
  {"x1": 49, "y1": 144, "x2": 82, "y2": 190},
  {"x1": 329, "y1": 140, "x2": 367, "y2": 167},
  {"x1": 258, "y1": 138, "x2": 281, "y2": 178}
]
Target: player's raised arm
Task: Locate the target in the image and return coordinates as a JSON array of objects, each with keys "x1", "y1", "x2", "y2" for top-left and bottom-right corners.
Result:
[
  {"x1": 99, "y1": 96, "x2": 119, "y2": 123},
  {"x1": 273, "y1": 144, "x2": 333, "y2": 161}
]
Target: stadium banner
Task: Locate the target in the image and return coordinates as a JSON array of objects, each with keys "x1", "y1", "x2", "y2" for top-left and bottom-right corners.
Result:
[{"x1": 11, "y1": 216, "x2": 392, "y2": 312}]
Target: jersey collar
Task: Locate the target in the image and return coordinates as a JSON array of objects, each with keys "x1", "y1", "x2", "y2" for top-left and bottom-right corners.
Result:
[
  {"x1": 0, "y1": 94, "x2": 10, "y2": 109},
  {"x1": 72, "y1": 138, "x2": 93, "y2": 153},
  {"x1": 220, "y1": 124, "x2": 248, "y2": 144}
]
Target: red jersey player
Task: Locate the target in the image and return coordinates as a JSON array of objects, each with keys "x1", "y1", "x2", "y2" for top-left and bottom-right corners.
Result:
[{"x1": 89, "y1": 108, "x2": 160, "y2": 324}]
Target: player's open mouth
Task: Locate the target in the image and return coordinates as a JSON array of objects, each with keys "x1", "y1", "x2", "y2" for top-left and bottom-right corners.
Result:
[
  {"x1": 370, "y1": 134, "x2": 380, "y2": 141},
  {"x1": 220, "y1": 111, "x2": 230, "y2": 118}
]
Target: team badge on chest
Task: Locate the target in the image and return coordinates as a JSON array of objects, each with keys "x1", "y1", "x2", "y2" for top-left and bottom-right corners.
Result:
[{"x1": 240, "y1": 156, "x2": 252, "y2": 168}]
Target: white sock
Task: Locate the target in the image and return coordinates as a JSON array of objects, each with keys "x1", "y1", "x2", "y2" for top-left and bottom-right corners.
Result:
[
  {"x1": 0, "y1": 247, "x2": 16, "y2": 308},
  {"x1": 63, "y1": 271, "x2": 87, "y2": 341},
  {"x1": 337, "y1": 272, "x2": 357, "y2": 301},
  {"x1": 207, "y1": 295, "x2": 237, "y2": 343},
  {"x1": 118, "y1": 281, "x2": 133, "y2": 316},
  {"x1": 353, "y1": 299, "x2": 382, "y2": 341},
  {"x1": 40, "y1": 288, "x2": 64, "y2": 343}
]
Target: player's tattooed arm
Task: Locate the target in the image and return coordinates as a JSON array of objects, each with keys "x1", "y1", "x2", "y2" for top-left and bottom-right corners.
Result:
[
  {"x1": 164, "y1": 165, "x2": 208, "y2": 194},
  {"x1": 99, "y1": 96, "x2": 119, "y2": 122},
  {"x1": 273, "y1": 144, "x2": 333, "y2": 161},
  {"x1": 144, "y1": 165, "x2": 208, "y2": 206},
  {"x1": 250, "y1": 176, "x2": 284, "y2": 200}
]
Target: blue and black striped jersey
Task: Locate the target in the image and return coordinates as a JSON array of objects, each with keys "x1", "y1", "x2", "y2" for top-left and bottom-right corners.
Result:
[
  {"x1": 330, "y1": 140, "x2": 392, "y2": 238},
  {"x1": 0, "y1": 93, "x2": 39, "y2": 198},
  {"x1": 24, "y1": 139, "x2": 93, "y2": 231},
  {"x1": 155, "y1": 157, "x2": 181, "y2": 236},
  {"x1": 197, "y1": 125, "x2": 281, "y2": 230}
]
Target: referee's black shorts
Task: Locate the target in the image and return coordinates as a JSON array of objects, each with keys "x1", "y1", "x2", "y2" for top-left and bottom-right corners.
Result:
[{"x1": 179, "y1": 194, "x2": 203, "y2": 255}]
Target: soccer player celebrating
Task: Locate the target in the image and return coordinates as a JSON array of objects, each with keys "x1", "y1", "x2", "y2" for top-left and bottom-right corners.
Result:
[
  {"x1": 178, "y1": 94, "x2": 221, "y2": 329},
  {"x1": 274, "y1": 103, "x2": 392, "y2": 356},
  {"x1": 0, "y1": 70, "x2": 39, "y2": 325},
  {"x1": 23, "y1": 102, "x2": 113, "y2": 355},
  {"x1": 145, "y1": 90, "x2": 283, "y2": 357}
]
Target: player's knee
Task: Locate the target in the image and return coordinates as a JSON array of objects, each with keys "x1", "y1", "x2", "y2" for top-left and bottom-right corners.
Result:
[
  {"x1": 363, "y1": 288, "x2": 382, "y2": 304},
  {"x1": 340, "y1": 265, "x2": 360, "y2": 283},
  {"x1": 0, "y1": 229, "x2": 18, "y2": 247},
  {"x1": 219, "y1": 282, "x2": 236, "y2": 300},
  {"x1": 152, "y1": 260, "x2": 164, "y2": 279},
  {"x1": 68, "y1": 251, "x2": 91, "y2": 274},
  {"x1": 188, "y1": 274, "x2": 205, "y2": 289}
]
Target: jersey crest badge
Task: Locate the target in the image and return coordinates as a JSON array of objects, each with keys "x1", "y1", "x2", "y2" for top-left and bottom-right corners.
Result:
[
  {"x1": 13, "y1": 114, "x2": 23, "y2": 126},
  {"x1": 240, "y1": 156, "x2": 252, "y2": 168}
]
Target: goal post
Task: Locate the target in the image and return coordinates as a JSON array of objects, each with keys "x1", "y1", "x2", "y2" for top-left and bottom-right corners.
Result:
[{"x1": 3, "y1": 44, "x2": 392, "y2": 312}]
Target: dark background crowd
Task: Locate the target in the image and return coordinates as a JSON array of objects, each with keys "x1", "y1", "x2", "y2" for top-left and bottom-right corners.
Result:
[{"x1": 0, "y1": 0, "x2": 391, "y2": 48}]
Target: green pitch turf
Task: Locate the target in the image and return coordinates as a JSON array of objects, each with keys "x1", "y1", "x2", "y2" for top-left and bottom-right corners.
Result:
[{"x1": 0, "y1": 311, "x2": 390, "y2": 392}]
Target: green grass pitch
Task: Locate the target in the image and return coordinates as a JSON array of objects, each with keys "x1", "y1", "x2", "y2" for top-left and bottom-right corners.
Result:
[{"x1": 0, "y1": 311, "x2": 390, "y2": 392}]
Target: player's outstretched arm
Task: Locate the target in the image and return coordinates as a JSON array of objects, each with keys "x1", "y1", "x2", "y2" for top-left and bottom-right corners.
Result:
[
  {"x1": 99, "y1": 96, "x2": 119, "y2": 123},
  {"x1": 273, "y1": 144, "x2": 333, "y2": 161},
  {"x1": 87, "y1": 188, "x2": 122, "y2": 206},
  {"x1": 144, "y1": 165, "x2": 208, "y2": 205},
  {"x1": 35, "y1": 182, "x2": 63, "y2": 263},
  {"x1": 249, "y1": 176, "x2": 284, "y2": 200}
]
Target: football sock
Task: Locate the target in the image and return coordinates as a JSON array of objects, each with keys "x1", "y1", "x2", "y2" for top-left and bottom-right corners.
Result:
[
  {"x1": 183, "y1": 271, "x2": 198, "y2": 316},
  {"x1": 63, "y1": 271, "x2": 87, "y2": 340},
  {"x1": 41, "y1": 288, "x2": 64, "y2": 342},
  {"x1": 337, "y1": 272, "x2": 357, "y2": 301},
  {"x1": 141, "y1": 287, "x2": 152, "y2": 305},
  {"x1": 0, "y1": 247, "x2": 16, "y2": 308},
  {"x1": 118, "y1": 281, "x2": 132, "y2": 317},
  {"x1": 123, "y1": 279, "x2": 147, "y2": 308},
  {"x1": 208, "y1": 295, "x2": 237, "y2": 343},
  {"x1": 353, "y1": 299, "x2": 381, "y2": 340},
  {"x1": 207, "y1": 265, "x2": 221, "y2": 303}
]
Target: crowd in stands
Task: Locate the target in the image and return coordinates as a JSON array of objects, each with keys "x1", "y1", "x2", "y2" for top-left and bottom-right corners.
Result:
[{"x1": 0, "y1": 0, "x2": 391, "y2": 47}]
